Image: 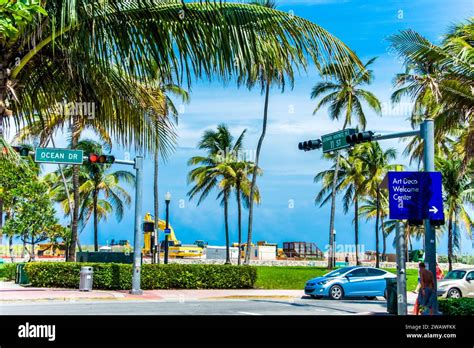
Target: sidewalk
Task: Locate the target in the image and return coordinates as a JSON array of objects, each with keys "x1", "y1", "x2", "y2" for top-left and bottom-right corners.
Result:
[
  {"x1": 0, "y1": 281, "x2": 418, "y2": 305},
  {"x1": 0, "y1": 281, "x2": 303, "y2": 302}
]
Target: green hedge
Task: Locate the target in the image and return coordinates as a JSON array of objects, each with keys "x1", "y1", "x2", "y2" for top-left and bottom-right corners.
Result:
[
  {"x1": 439, "y1": 298, "x2": 474, "y2": 315},
  {"x1": 24, "y1": 262, "x2": 257, "y2": 290},
  {"x1": 0, "y1": 263, "x2": 17, "y2": 280}
]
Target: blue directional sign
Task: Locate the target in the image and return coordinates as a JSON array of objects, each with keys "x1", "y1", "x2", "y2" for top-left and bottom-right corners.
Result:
[
  {"x1": 388, "y1": 172, "x2": 444, "y2": 221},
  {"x1": 164, "y1": 228, "x2": 171, "y2": 235}
]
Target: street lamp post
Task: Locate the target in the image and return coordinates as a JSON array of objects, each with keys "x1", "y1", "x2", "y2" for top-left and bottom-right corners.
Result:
[
  {"x1": 333, "y1": 229, "x2": 337, "y2": 268},
  {"x1": 164, "y1": 192, "x2": 171, "y2": 265}
]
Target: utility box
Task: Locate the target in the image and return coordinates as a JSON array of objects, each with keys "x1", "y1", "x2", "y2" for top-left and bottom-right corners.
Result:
[
  {"x1": 204, "y1": 246, "x2": 239, "y2": 261},
  {"x1": 15, "y1": 264, "x2": 30, "y2": 286},
  {"x1": 386, "y1": 278, "x2": 398, "y2": 314},
  {"x1": 79, "y1": 266, "x2": 94, "y2": 291}
]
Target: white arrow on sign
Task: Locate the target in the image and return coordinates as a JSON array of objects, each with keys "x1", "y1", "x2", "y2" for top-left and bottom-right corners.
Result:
[{"x1": 429, "y1": 206, "x2": 439, "y2": 214}]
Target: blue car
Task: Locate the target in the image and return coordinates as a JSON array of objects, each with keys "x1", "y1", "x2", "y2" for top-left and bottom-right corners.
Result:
[{"x1": 304, "y1": 266, "x2": 396, "y2": 300}]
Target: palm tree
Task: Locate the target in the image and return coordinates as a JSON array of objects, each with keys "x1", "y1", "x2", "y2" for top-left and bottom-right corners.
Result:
[
  {"x1": 188, "y1": 125, "x2": 246, "y2": 264},
  {"x1": 2, "y1": 1, "x2": 361, "y2": 260},
  {"x1": 46, "y1": 140, "x2": 135, "y2": 251},
  {"x1": 221, "y1": 160, "x2": 262, "y2": 265},
  {"x1": 359, "y1": 190, "x2": 390, "y2": 261},
  {"x1": 314, "y1": 150, "x2": 365, "y2": 265},
  {"x1": 357, "y1": 142, "x2": 398, "y2": 268},
  {"x1": 310, "y1": 58, "x2": 381, "y2": 268},
  {"x1": 437, "y1": 157, "x2": 473, "y2": 271},
  {"x1": 389, "y1": 20, "x2": 473, "y2": 168},
  {"x1": 150, "y1": 83, "x2": 189, "y2": 263}
]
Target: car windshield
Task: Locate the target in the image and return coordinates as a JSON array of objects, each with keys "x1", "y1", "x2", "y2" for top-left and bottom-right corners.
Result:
[
  {"x1": 444, "y1": 270, "x2": 466, "y2": 280},
  {"x1": 324, "y1": 267, "x2": 353, "y2": 278}
]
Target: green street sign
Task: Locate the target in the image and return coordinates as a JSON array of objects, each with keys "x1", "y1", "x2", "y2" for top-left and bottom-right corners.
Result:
[
  {"x1": 35, "y1": 148, "x2": 84, "y2": 165},
  {"x1": 322, "y1": 129, "x2": 356, "y2": 153}
]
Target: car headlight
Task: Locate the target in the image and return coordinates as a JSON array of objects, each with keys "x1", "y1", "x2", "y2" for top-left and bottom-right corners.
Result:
[{"x1": 317, "y1": 280, "x2": 329, "y2": 285}]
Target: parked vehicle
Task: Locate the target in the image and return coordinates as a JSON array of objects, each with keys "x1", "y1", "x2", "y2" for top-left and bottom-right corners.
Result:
[
  {"x1": 437, "y1": 268, "x2": 474, "y2": 298},
  {"x1": 304, "y1": 266, "x2": 396, "y2": 300}
]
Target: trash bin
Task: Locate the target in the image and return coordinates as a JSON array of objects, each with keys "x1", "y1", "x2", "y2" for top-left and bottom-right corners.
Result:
[
  {"x1": 386, "y1": 277, "x2": 398, "y2": 314},
  {"x1": 79, "y1": 266, "x2": 94, "y2": 291},
  {"x1": 15, "y1": 264, "x2": 30, "y2": 285}
]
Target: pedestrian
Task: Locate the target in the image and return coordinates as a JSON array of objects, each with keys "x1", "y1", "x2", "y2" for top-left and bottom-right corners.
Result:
[
  {"x1": 345, "y1": 254, "x2": 349, "y2": 266},
  {"x1": 418, "y1": 262, "x2": 436, "y2": 315}
]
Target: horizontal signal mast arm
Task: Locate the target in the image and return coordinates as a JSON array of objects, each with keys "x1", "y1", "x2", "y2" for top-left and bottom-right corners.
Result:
[{"x1": 374, "y1": 130, "x2": 420, "y2": 141}]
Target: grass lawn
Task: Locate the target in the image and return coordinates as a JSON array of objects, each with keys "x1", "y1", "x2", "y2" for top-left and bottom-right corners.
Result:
[{"x1": 255, "y1": 266, "x2": 419, "y2": 292}]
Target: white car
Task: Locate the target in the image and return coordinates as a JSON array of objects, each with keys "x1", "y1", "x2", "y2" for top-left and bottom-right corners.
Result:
[{"x1": 437, "y1": 268, "x2": 474, "y2": 298}]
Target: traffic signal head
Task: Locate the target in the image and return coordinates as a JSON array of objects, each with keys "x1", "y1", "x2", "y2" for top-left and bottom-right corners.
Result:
[
  {"x1": 12, "y1": 146, "x2": 30, "y2": 156},
  {"x1": 88, "y1": 153, "x2": 115, "y2": 164},
  {"x1": 143, "y1": 221, "x2": 154, "y2": 233},
  {"x1": 298, "y1": 139, "x2": 322, "y2": 152},
  {"x1": 346, "y1": 131, "x2": 375, "y2": 145}
]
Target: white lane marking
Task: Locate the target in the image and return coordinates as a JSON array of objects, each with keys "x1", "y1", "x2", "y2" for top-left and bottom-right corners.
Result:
[{"x1": 238, "y1": 311, "x2": 262, "y2": 316}]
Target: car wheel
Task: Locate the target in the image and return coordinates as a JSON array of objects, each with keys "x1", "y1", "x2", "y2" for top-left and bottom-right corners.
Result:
[
  {"x1": 311, "y1": 295, "x2": 322, "y2": 299},
  {"x1": 329, "y1": 285, "x2": 344, "y2": 300},
  {"x1": 447, "y1": 288, "x2": 462, "y2": 299},
  {"x1": 365, "y1": 296, "x2": 376, "y2": 300}
]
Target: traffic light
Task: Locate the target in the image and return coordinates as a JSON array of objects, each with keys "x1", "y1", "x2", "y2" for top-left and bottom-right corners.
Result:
[
  {"x1": 143, "y1": 221, "x2": 154, "y2": 232},
  {"x1": 88, "y1": 153, "x2": 115, "y2": 164},
  {"x1": 346, "y1": 131, "x2": 375, "y2": 145},
  {"x1": 298, "y1": 139, "x2": 322, "y2": 152},
  {"x1": 12, "y1": 146, "x2": 30, "y2": 156}
]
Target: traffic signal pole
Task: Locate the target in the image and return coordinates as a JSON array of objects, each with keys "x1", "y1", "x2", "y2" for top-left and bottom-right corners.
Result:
[
  {"x1": 299, "y1": 119, "x2": 437, "y2": 315},
  {"x1": 395, "y1": 221, "x2": 408, "y2": 315},
  {"x1": 90, "y1": 155, "x2": 145, "y2": 295},
  {"x1": 421, "y1": 119, "x2": 438, "y2": 312},
  {"x1": 131, "y1": 156, "x2": 144, "y2": 295}
]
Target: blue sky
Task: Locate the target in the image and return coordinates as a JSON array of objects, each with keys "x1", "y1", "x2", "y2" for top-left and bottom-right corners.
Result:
[{"x1": 7, "y1": 0, "x2": 473, "y2": 256}]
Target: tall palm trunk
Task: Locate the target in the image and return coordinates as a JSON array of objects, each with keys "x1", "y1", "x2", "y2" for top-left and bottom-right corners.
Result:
[
  {"x1": 153, "y1": 149, "x2": 159, "y2": 264},
  {"x1": 9, "y1": 235, "x2": 14, "y2": 262},
  {"x1": 354, "y1": 195, "x2": 359, "y2": 265},
  {"x1": 93, "y1": 189, "x2": 99, "y2": 252},
  {"x1": 236, "y1": 182, "x2": 242, "y2": 266},
  {"x1": 447, "y1": 211, "x2": 453, "y2": 271},
  {"x1": 245, "y1": 76, "x2": 271, "y2": 264},
  {"x1": 381, "y1": 215, "x2": 387, "y2": 261},
  {"x1": 375, "y1": 188, "x2": 380, "y2": 268},
  {"x1": 224, "y1": 189, "x2": 231, "y2": 265},
  {"x1": 0, "y1": 64, "x2": 8, "y2": 244},
  {"x1": 327, "y1": 153, "x2": 340, "y2": 269},
  {"x1": 68, "y1": 115, "x2": 80, "y2": 261}
]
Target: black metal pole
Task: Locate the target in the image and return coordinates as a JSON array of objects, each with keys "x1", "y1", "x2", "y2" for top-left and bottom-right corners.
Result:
[{"x1": 164, "y1": 200, "x2": 170, "y2": 264}]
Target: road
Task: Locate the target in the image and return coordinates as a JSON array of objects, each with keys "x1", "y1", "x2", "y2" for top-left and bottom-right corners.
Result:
[{"x1": 1, "y1": 297, "x2": 409, "y2": 315}]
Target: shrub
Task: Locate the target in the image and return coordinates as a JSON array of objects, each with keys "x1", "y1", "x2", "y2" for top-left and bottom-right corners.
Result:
[
  {"x1": 0, "y1": 263, "x2": 17, "y2": 280},
  {"x1": 439, "y1": 298, "x2": 474, "y2": 315},
  {"x1": 24, "y1": 262, "x2": 257, "y2": 290}
]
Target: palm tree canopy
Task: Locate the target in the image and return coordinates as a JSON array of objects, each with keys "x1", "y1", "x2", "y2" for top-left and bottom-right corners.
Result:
[
  {"x1": 45, "y1": 139, "x2": 135, "y2": 229},
  {"x1": 389, "y1": 20, "x2": 473, "y2": 165},
  {"x1": 3, "y1": 0, "x2": 362, "y2": 136},
  {"x1": 311, "y1": 57, "x2": 382, "y2": 129}
]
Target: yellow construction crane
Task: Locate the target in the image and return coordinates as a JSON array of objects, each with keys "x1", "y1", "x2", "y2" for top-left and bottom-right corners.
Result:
[{"x1": 143, "y1": 213, "x2": 203, "y2": 258}]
